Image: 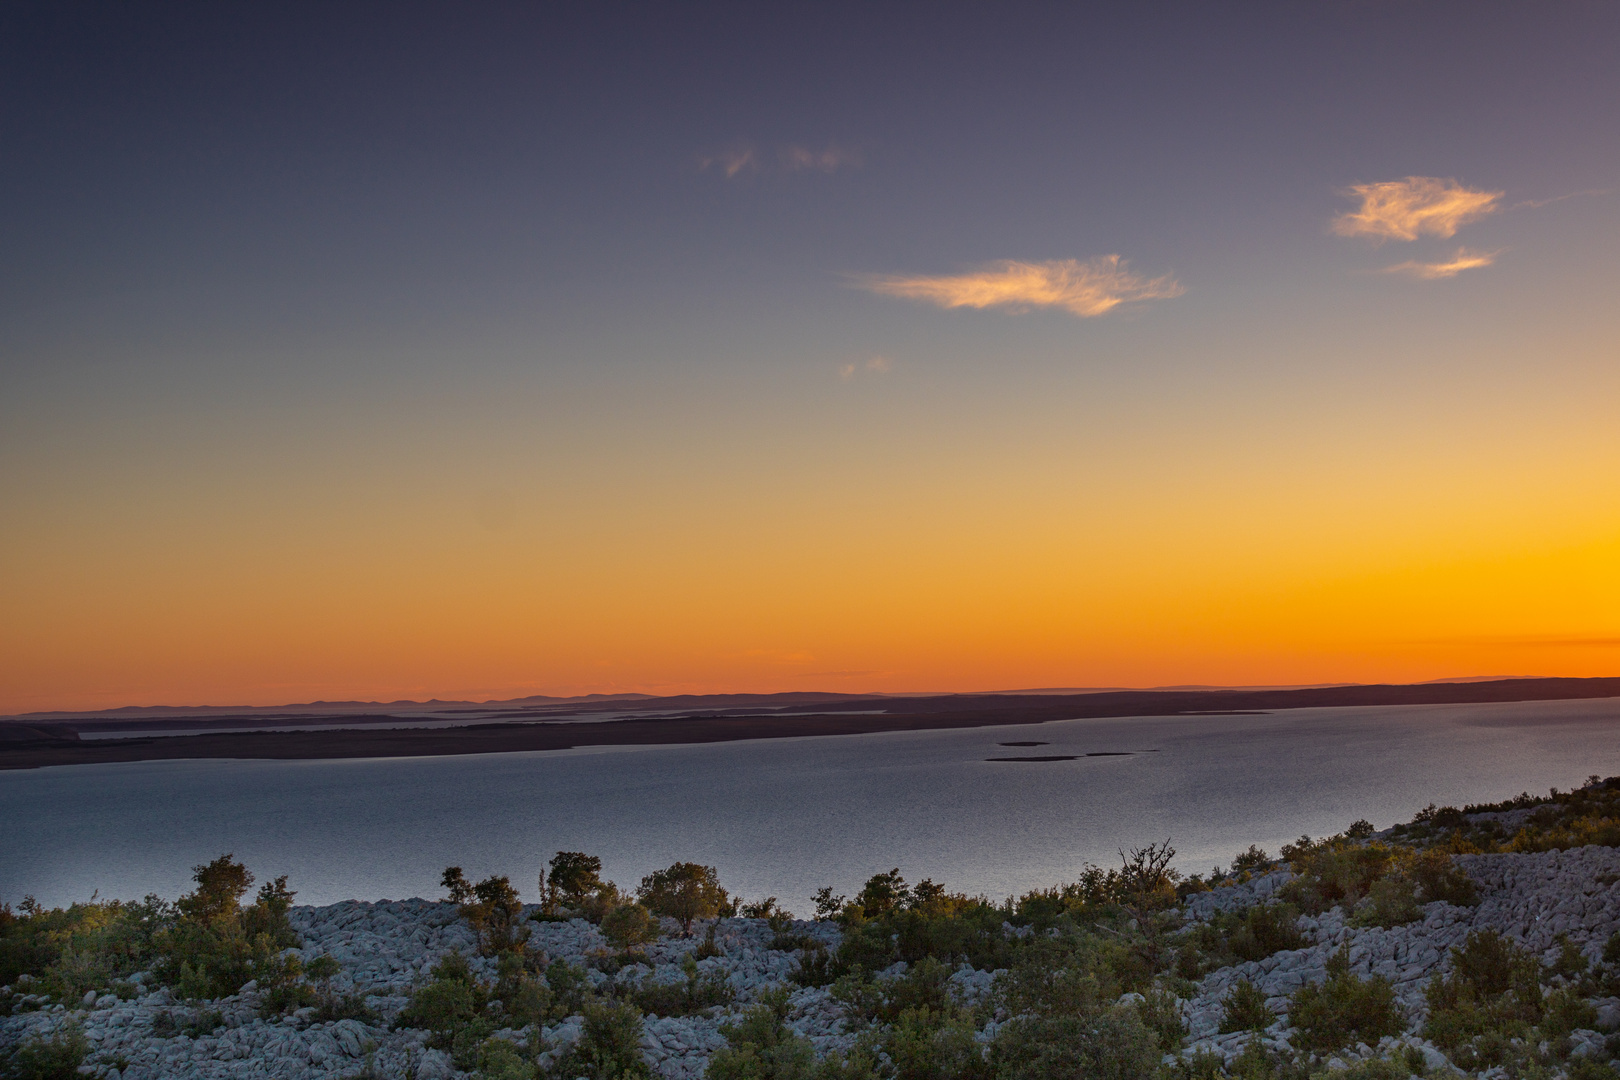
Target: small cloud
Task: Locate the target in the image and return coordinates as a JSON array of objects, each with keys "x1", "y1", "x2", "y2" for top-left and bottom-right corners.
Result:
[
  {"x1": 780, "y1": 144, "x2": 860, "y2": 173},
  {"x1": 1381, "y1": 246, "x2": 1503, "y2": 279},
  {"x1": 699, "y1": 147, "x2": 758, "y2": 178},
  {"x1": 1508, "y1": 187, "x2": 1612, "y2": 210},
  {"x1": 853, "y1": 256, "x2": 1183, "y2": 318},
  {"x1": 839, "y1": 355, "x2": 891, "y2": 380},
  {"x1": 1332, "y1": 177, "x2": 1503, "y2": 242}
]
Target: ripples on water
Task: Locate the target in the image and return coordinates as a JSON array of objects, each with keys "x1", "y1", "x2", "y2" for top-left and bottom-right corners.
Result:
[{"x1": 4, "y1": 698, "x2": 1618, "y2": 910}]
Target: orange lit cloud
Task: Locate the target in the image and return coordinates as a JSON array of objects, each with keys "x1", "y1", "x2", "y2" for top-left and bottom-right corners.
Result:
[
  {"x1": 1332, "y1": 177, "x2": 1502, "y2": 241},
  {"x1": 854, "y1": 256, "x2": 1183, "y2": 317},
  {"x1": 1381, "y1": 247, "x2": 1503, "y2": 279}
]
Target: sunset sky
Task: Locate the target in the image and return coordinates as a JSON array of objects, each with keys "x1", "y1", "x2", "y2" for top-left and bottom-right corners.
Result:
[{"x1": 3, "y1": 4, "x2": 1619, "y2": 714}]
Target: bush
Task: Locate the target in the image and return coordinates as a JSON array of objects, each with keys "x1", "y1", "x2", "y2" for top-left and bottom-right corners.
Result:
[
  {"x1": 1539, "y1": 985, "x2": 1598, "y2": 1039},
  {"x1": 990, "y1": 1008, "x2": 1158, "y2": 1080},
  {"x1": 1421, "y1": 929, "x2": 1549, "y2": 1066},
  {"x1": 631, "y1": 954, "x2": 733, "y2": 1017},
  {"x1": 1317, "y1": 1057, "x2": 1420, "y2": 1080},
  {"x1": 0, "y1": 1020, "x2": 89, "y2": 1080},
  {"x1": 176, "y1": 855, "x2": 254, "y2": 924},
  {"x1": 1287, "y1": 949, "x2": 1405, "y2": 1053},
  {"x1": 546, "y1": 852, "x2": 605, "y2": 911},
  {"x1": 707, "y1": 997, "x2": 819, "y2": 1080},
  {"x1": 476, "y1": 1037, "x2": 533, "y2": 1080},
  {"x1": 638, "y1": 863, "x2": 731, "y2": 935},
  {"x1": 602, "y1": 903, "x2": 660, "y2": 951},
  {"x1": 549, "y1": 998, "x2": 651, "y2": 1080},
  {"x1": 394, "y1": 953, "x2": 486, "y2": 1053},
  {"x1": 1282, "y1": 842, "x2": 1398, "y2": 914},
  {"x1": 1351, "y1": 878, "x2": 1420, "y2": 929},
  {"x1": 1220, "y1": 979, "x2": 1274, "y2": 1033},
  {"x1": 1133, "y1": 985, "x2": 1187, "y2": 1053},
  {"x1": 1178, "y1": 904, "x2": 1305, "y2": 978},
  {"x1": 1407, "y1": 851, "x2": 1477, "y2": 907},
  {"x1": 881, "y1": 1005, "x2": 990, "y2": 1080}
]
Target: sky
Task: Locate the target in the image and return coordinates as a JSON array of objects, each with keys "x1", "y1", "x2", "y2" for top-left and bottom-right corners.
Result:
[{"x1": 3, "y1": 2, "x2": 1619, "y2": 714}]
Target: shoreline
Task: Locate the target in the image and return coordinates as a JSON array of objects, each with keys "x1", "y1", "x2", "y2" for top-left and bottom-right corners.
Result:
[{"x1": 3, "y1": 677, "x2": 1619, "y2": 771}]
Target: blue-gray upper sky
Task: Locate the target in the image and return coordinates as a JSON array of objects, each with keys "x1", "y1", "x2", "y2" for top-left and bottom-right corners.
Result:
[{"x1": 4, "y1": 2, "x2": 1619, "y2": 711}]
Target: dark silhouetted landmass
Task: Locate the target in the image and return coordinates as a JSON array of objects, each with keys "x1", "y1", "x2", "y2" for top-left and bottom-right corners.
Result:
[{"x1": 2, "y1": 676, "x2": 1618, "y2": 770}]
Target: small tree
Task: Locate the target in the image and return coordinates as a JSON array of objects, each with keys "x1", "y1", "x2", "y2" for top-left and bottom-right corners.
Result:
[
  {"x1": 548, "y1": 852, "x2": 604, "y2": 910},
  {"x1": 601, "y1": 903, "x2": 660, "y2": 950},
  {"x1": 1219, "y1": 979, "x2": 1274, "y2": 1033},
  {"x1": 638, "y1": 862, "x2": 729, "y2": 935},
  {"x1": 855, "y1": 869, "x2": 910, "y2": 917},
  {"x1": 465, "y1": 875, "x2": 526, "y2": 953},
  {"x1": 256, "y1": 875, "x2": 296, "y2": 916},
  {"x1": 177, "y1": 855, "x2": 253, "y2": 923},
  {"x1": 1118, "y1": 841, "x2": 1180, "y2": 908},
  {"x1": 441, "y1": 867, "x2": 474, "y2": 905}
]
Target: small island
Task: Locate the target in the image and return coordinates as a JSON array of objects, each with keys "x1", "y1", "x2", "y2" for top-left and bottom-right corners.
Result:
[{"x1": 3, "y1": 778, "x2": 1619, "y2": 1080}]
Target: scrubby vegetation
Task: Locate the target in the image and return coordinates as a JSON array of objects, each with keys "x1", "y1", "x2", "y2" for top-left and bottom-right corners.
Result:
[
  {"x1": 0, "y1": 854, "x2": 297, "y2": 1005},
  {"x1": 7, "y1": 776, "x2": 1620, "y2": 1080}
]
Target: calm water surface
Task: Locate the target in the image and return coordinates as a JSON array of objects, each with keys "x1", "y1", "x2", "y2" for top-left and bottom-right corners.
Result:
[{"x1": 4, "y1": 697, "x2": 1619, "y2": 911}]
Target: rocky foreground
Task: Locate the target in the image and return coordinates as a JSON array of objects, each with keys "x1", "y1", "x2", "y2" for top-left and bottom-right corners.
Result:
[{"x1": 3, "y1": 846, "x2": 1619, "y2": 1080}]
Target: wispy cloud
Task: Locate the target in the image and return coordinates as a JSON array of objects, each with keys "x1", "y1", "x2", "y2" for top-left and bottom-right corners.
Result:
[
  {"x1": 700, "y1": 143, "x2": 859, "y2": 179},
  {"x1": 853, "y1": 256, "x2": 1183, "y2": 318},
  {"x1": 1509, "y1": 187, "x2": 1612, "y2": 210},
  {"x1": 781, "y1": 144, "x2": 860, "y2": 173},
  {"x1": 1332, "y1": 177, "x2": 1503, "y2": 242},
  {"x1": 1381, "y1": 247, "x2": 1502, "y2": 279},
  {"x1": 839, "y1": 355, "x2": 891, "y2": 379},
  {"x1": 698, "y1": 148, "x2": 758, "y2": 178}
]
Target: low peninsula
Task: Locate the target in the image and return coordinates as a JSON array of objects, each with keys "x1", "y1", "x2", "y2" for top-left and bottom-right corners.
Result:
[{"x1": 3, "y1": 677, "x2": 1619, "y2": 771}]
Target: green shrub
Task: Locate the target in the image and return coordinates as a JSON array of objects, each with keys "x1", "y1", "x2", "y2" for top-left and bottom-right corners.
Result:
[
  {"x1": 880, "y1": 1005, "x2": 990, "y2": 1080},
  {"x1": 395, "y1": 953, "x2": 488, "y2": 1049},
  {"x1": 1313, "y1": 1056, "x2": 1420, "y2": 1080},
  {"x1": 1220, "y1": 979, "x2": 1274, "y2": 1033},
  {"x1": 1540, "y1": 986, "x2": 1598, "y2": 1039},
  {"x1": 1282, "y1": 842, "x2": 1398, "y2": 914},
  {"x1": 631, "y1": 954, "x2": 733, "y2": 1017},
  {"x1": 255, "y1": 950, "x2": 317, "y2": 1016},
  {"x1": 790, "y1": 942, "x2": 836, "y2": 988},
  {"x1": 1550, "y1": 934, "x2": 1590, "y2": 980},
  {"x1": 1568, "y1": 1059, "x2": 1620, "y2": 1080},
  {"x1": 0, "y1": 1020, "x2": 89, "y2": 1080},
  {"x1": 490, "y1": 952, "x2": 552, "y2": 1028},
  {"x1": 143, "y1": 856, "x2": 301, "y2": 1001},
  {"x1": 1, "y1": 894, "x2": 172, "y2": 1000},
  {"x1": 546, "y1": 959, "x2": 592, "y2": 1016},
  {"x1": 1133, "y1": 984, "x2": 1187, "y2": 1053},
  {"x1": 1232, "y1": 846, "x2": 1273, "y2": 875},
  {"x1": 548, "y1": 998, "x2": 650, "y2": 1080},
  {"x1": 602, "y1": 903, "x2": 660, "y2": 950},
  {"x1": 638, "y1": 863, "x2": 731, "y2": 936},
  {"x1": 176, "y1": 855, "x2": 254, "y2": 924},
  {"x1": 1287, "y1": 950, "x2": 1405, "y2": 1053},
  {"x1": 1422, "y1": 930, "x2": 1544, "y2": 1064},
  {"x1": 544, "y1": 852, "x2": 605, "y2": 913},
  {"x1": 1232, "y1": 905, "x2": 1306, "y2": 962},
  {"x1": 1407, "y1": 851, "x2": 1477, "y2": 907},
  {"x1": 1351, "y1": 878, "x2": 1420, "y2": 929},
  {"x1": 990, "y1": 1008, "x2": 1158, "y2": 1080},
  {"x1": 1178, "y1": 904, "x2": 1305, "y2": 978},
  {"x1": 475, "y1": 1037, "x2": 533, "y2": 1080},
  {"x1": 708, "y1": 990, "x2": 817, "y2": 1080}
]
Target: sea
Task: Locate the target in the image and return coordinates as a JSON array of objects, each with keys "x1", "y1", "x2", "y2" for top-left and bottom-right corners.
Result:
[{"x1": 4, "y1": 696, "x2": 1619, "y2": 913}]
